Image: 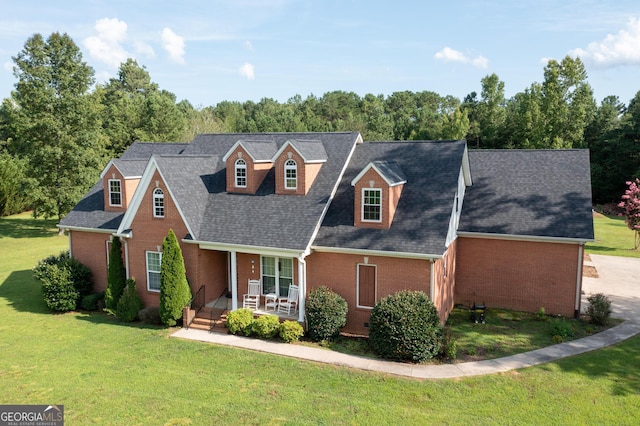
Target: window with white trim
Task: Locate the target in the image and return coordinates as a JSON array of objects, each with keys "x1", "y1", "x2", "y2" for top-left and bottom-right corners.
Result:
[
  {"x1": 261, "y1": 256, "x2": 293, "y2": 297},
  {"x1": 235, "y1": 159, "x2": 247, "y2": 187},
  {"x1": 109, "y1": 179, "x2": 122, "y2": 206},
  {"x1": 362, "y1": 188, "x2": 382, "y2": 222},
  {"x1": 146, "y1": 251, "x2": 162, "y2": 292},
  {"x1": 284, "y1": 159, "x2": 297, "y2": 189},
  {"x1": 153, "y1": 188, "x2": 164, "y2": 218}
]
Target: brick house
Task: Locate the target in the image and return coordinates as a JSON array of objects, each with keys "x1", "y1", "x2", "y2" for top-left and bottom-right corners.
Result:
[{"x1": 59, "y1": 132, "x2": 594, "y2": 335}]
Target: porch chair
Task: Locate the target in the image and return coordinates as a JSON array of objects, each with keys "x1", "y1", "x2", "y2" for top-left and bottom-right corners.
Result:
[
  {"x1": 243, "y1": 279, "x2": 261, "y2": 310},
  {"x1": 277, "y1": 284, "x2": 299, "y2": 315}
]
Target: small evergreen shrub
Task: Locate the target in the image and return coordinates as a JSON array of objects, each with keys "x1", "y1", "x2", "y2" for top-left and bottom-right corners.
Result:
[
  {"x1": 279, "y1": 321, "x2": 304, "y2": 343},
  {"x1": 226, "y1": 308, "x2": 255, "y2": 336},
  {"x1": 116, "y1": 278, "x2": 143, "y2": 322},
  {"x1": 550, "y1": 317, "x2": 574, "y2": 342},
  {"x1": 104, "y1": 238, "x2": 126, "y2": 313},
  {"x1": 586, "y1": 293, "x2": 612, "y2": 326},
  {"x1": 305, "y1": 286, "x2": 348, "y2": 342},
  {"x1": 80, "y1": 292, "x2": 104, "y2": 311},
  {"x1": 33, "y1": 252, "x2": 93, "y2": 312},
  {"x1": 439, "y1": 327, "x2": 457, "y2": 360},
  {"x1": 252, "y1": 315, "x2": 281, "y2": 339},
  {"x1": 160, "y1": 229, "x2": 192, "y2": 326},
  {"x1": 138, "y1": 307, "x2": 162, "y2": 325},
  {"x1": 369, "y1": 290, "x2": 443, "y2": 362}
]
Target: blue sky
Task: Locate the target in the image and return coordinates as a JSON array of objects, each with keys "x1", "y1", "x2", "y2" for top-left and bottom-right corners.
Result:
[{"x1": 1, "y1": 0, "x2": 640, "y2": 107}]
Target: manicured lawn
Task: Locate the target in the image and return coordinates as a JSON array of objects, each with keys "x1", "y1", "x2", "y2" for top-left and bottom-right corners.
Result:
[
  {"x1": 586, "y1": 214, "x2": 640, "y2": 258},
  {"x1": 1, "y1": 212, "x2": 639, "y2": 424}
]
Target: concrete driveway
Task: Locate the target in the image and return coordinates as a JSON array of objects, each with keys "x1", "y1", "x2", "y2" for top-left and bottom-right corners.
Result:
[{"x1": 582, "y1": 254, "x2": 640, "y2": 321}]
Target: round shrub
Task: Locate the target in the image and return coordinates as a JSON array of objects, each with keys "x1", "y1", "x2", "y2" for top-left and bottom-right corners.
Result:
[
  {"x1": 34, "y1": 252, "x2": 92, "y2": 312},
  {"x1": 116, "y1": 278, "x2": 143, "y2": 322},
  {"x1": 226, "y1": 308, "x2": 255, "y2": 336},
  {"x1": 279, "y1": 321, "x2": 304, "y2": 343},
  {"x1": 80, "y1": 292, "x2": 104, "y2": 311},
  {"x1": 252, "y1": 315, "x2": 281, "y2": 339},
  {"x1": 305, "y1": 286, "x2": 348, "y2": 342},
  {"x1": 586, "y1": 293, "x2": 612, "y2": 326},
  {"x1": 369, "y1": 290, "x2": 443, "y2": 362}
]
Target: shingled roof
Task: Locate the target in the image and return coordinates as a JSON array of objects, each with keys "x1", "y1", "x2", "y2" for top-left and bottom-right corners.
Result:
[{"x1": 458, "y1": 149, "x2": 594, "y2": 240}]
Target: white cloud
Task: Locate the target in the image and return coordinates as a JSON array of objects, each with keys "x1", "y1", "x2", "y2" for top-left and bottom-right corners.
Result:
[
  {"x1": 239, "y1": 62, "x2": 255, "y2": 80},
  {"x1": 134, "y1": 41, "x2": 155, "y2": 59},
  {"x1": 161, "y1": 28, "x2": 185, "y2": 64},
  {"x1": 3, "y1": 61, "x2": 12, "y2": 72},
  {"x1": 570, "y1": 17, "x2": 640, "y2": 67},
  {"x1": 83, "y1": 18, "x2": 130, "y2": 68},
  {"x1": 243, "y1": 40, "x2": 254, "y2": 52},
  {"x1": 434, "y1": 47, "x2": 488, "y2": 69}
]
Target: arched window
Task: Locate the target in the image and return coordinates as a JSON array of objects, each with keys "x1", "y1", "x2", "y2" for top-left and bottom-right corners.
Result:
[
  {"x1": 235, "y1": 159, "x2": 247, "y2": 188},
  {"x1": 153, "y1": 188, "x2": 164, "y2": 218},
  {"x1": 284, "y1": 159, "x2": 297, "y2": 189}
]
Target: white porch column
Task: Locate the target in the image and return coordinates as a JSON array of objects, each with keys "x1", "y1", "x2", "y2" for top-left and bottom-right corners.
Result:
[
  {"x1": 230, "y1": 251, "x2": 238, "y2": 311},
  {"x1": 429, "y1": 259, "x2": 435, "y2": 300},
  {"x1": 297, "y1": 255, "x2": 306, "y2": 323}
]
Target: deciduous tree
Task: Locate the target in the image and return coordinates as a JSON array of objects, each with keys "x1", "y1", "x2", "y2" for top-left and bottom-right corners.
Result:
[{"x1": 618, "y1": 178, "x2": 640, "y2": 249}]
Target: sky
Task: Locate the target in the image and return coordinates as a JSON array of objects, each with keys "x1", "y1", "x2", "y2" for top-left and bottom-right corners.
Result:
[{"x1": 1, "y1": 0, "x2": 640, "y2": 108}]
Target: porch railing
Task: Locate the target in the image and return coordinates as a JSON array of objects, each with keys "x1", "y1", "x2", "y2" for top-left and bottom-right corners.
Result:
[{"x1": 191, "y1": 285, "x2": 206, "y2": 314}]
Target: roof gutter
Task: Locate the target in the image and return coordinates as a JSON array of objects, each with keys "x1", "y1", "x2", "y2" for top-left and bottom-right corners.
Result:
[
  {"x1": 183, "y1": 238, "x2": 306, "y2": 258},
  {"x1": 457, "y1": 231, "x2": 594, "y2": 245},
  {"x1": 56, "y1": 224, "x2": 116, "y2": 234},
  {"x1": 311, "y1": 245, "x2": 442, "y2": 260}
]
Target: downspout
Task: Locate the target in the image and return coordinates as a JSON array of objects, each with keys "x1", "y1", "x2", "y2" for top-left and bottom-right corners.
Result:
[
  {"x1": 230, "y1": 251, "x2": 238, "y2": 311},
  {"x1": 297, "y1": 255, "x2": 307, "y2": 324},
  {"x1": 123, "y1": 238, "x2": 130, "y2": 279},
  {"x1": 574, "y1": 244, "x2": 584, "y2": 318},
  {"x1": 429, "y1": 259, "x2": 435, "y2": 300},
  {"x1": 68, "y1": 230, "x2": 73, "y2": 257}
]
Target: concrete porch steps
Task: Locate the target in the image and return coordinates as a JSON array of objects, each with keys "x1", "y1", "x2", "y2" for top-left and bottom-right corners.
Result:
[{"x1": 187, "y1": 306, "x2": 228, "y2": 332}]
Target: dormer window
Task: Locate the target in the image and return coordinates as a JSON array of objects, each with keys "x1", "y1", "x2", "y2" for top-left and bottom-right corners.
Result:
[
  {"x1": 235, "y1": 159, "x2": 247, "y2": 188},
  {"x1": 153, "y1": 188, "x2": 164, "y2": 218},
  {"x1": 362, "y1": 188, "x2": 382, "y2": 222},
  {"x1": 284, "y1": 159, "x2": 297, "y2": 189},
  {"x1": 109, "y1": 179, "x2": 122, "y2": 206}
]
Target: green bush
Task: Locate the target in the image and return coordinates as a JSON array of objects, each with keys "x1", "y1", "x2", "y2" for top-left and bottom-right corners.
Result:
[
  {"x1": 226, "y1": 308, "x2": 255, "y2": 336},
  {"x1": 104, "y1": 238, "x2": 126, "y2": 313},
  {"x1": 33, "y1": 252, "x2": 93, "y2": 312},
  {"x1": 369, "y1": 290, "x2": 443, "y2": 362},
  {"x1": 305, "y1": 286, "x2": 348, "y2": 342},
  {"x1": 252, "y1": 315, "x2": 281, "y2": 339},
  {"x1": 550, "y1": 317, "x2": 574, "y2": 342},
  {"x1": 116, "y1": 278, "x2": 143, "y2": 322},
  {"x1": 80, "y1": 292, "x2": 104, "y2": 311},
  {"x1": 586, "y1": 293, "x2": 612, "y2": 326},
  {"x1": 138, "y1": 307, "x2": 162, "y2": 325},
  {"x1": 279, "y1": 321, "x2": 304, "y2": 343},
  {"x1": 160, "y1": 229, "x2": 192, "y2": 326},
  {"x1": 439, "y1": 327, "x2": 457, "y2": 360}
]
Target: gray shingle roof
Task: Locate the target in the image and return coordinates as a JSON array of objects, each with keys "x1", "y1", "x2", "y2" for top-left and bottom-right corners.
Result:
[
  {"x1": 370, "y1": 160, "x2": 406, "y2": 186},
  {"x1": 112, "y1": 159, "x2": 147, "y2": 177},
  {"x1": 314, "y1": 140, "x2": 467, "y2": 255},
  {"x1": 287, "y1": 139, "x2": 328, "y2": 162},
  {"x1": 119, "y1": 142, "x2": 189, "y2": 160},
  {"x1": 59, "y1": 181, "x2": 123, "y2": 230},
  {"x1": 458, "y1": 149, "x2": 594, "y2": 240},
  {"x1": 238, "y1": 140, "x2": 278, "y2": 162}
]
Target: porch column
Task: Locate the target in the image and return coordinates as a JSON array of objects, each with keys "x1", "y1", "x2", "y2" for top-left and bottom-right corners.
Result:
[
  {"x1": 230, "y1": 251, "x2": 238, "y2": 311},
  {"x1": 123, "y1": 238, "x2": 130, "y2": 279},
  {"x1": 429, "y1": 259, "x2": 435, "y2": 300},
  {"x1": 297, "y1": 255, "x2": 306, "y2": 323}
]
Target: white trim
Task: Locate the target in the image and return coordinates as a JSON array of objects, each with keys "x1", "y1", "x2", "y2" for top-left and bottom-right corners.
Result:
[
  {"x1": 222, "y1": 140, "x2": 275, "y2": 163},
  {"x1": 145, "y1": 251, "x2": 162, "y2": 292},
  {"x1": 185, "y1": 239, "x2": 305, "y2": 259},
  {"x1": 356, "y1": 263, "x2": 377, "y2": 309},
  {"x1": 350, "y1": 162, "x2": 407, "y2": 187},
  {"x1": 461, "y1": 145, "x2": 472, "y2": 186},
  {"x1": 56, "y1": 225, "x2": 116, "y2": 234},
  {"x1": 361, "y1": 188, "x2": 382, "y2": 223},
  {"x1": 230, "y1": 251, "x2": 238, "y2": 310},
  {"x1": 311, "y1": 244, "x2": 442, "y2": 260},
  {"x1": 271, "y1": 140, "x2": 328, "y2": 164},
  {"x1": 297, "y1": 255, "x2": 306, "y2": 323},
  {"x1": 108, "y1": 179, "x2": 122, "y2": 207},
  {"x1": 457, "y1": 231, "x2": 594, "y2": 245},
  {"x1": 105, "y1": 239, "x2": 112, "y2": 267},
  {"x1": 284, "y1": 159, "x2": 297, "y2": 190},
  {"x1": 124, "y1": 238, "x2": 130, "y2": 279},
  {"x1": 153, "y1": 188, "x2": 165, "y2": 218},
  {"x1": 260, "y1": 256, "x2": 294, "y2": 297},
  {"x1": 99, "y1": 160, "x2": 143, "y2": 180},
  {"x1": 429, "y1": 259, "x2": 435, "y2": 300},
  {"x1": 575, "y1": 244, "x2": 584, "y2": 313},
  {"x1": 234, "y1": 158, "x2": 247, "y2": 188}
]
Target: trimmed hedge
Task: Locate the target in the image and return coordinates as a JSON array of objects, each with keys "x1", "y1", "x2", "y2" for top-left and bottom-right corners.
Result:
[
  {"x1": 279, "y1": 321, "x2": 304, "y2": 343},
  {"x1": 252, "y1": 315, "x2": 281, "y2": 339},
  {"x1": 369, "y1": 290, "x2": 443, "y2": 362},
  {"x1": 226, "y1": 308, "x2": 255, "y2": 336},
  {"x1": 305, "y1": 286, "x2": 348, "y2": 341}
]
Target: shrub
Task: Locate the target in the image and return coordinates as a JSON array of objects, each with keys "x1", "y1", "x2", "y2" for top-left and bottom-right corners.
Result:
[
  {"x1": 226, "y1": 308, "x2": 255, "y2": 336},
  {"x1": 80, "y1": 292, "x2": 104, "y2": 311},
  {"x1": 369, "y1": 290, "x2": 443, "y2": 362},
  {"x1": 279, "y1": 321, "x2": 304, "y2": 343},
  {"x1": 439, "y1": 327, "x2": 457, "y2": 360},
  {"x1": 104, "y1": 238, "x2": 126, "y2": 313},
  {"x1": 160, "y1": 229, "x2": 192, "y2": 326},
  {"x1": 138, "y1": 307, "x2": 162, "y2": 325},
  {"x1": 305, "y1": 286, "x2": 348, "y2": 342},
  {"x1": 535, "y1": 307, "x2": 547, "y2": 321},
  {"x1": 116, "y1": 278, "x2": 143, "y2": 322},
  {"x1": 550, "y1": 317, "x2": 574, "y2": 342},
  {"x1": 252, "y1": 315, "x2": 281, "y2": 339},
  {"x1": 586, "y1": 293, "x2": 612, "y2": 326},
  {"x1": 34, "y1": 252, "x2": 93, "y2": 312}
]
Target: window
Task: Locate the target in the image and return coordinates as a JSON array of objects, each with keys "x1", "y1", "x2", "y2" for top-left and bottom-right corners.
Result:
[
  {"x1": 146, "y1": 251, "x2": 162, "y2": 292},
  {"x1": 261, "y1": 256, "x2": 293, "y2": 297},
  {"x1": 362, "y1": 188, "x2": 382, "y2": 222},
  {"x1": 357, "y1": 264, "x2": 376, "y2": 308},
  {"x1": 235, "y1": 159, "x2": 247, "y2": 187},
  {"x1": 284, "y1": 159, "x2": 297, "y2": 189},
  {"x1": 109, "y1": 179, "x2": 122, "y2": 206},
  {"x1": 153, "y1": 188, "x2": 164, "y2": 218}
]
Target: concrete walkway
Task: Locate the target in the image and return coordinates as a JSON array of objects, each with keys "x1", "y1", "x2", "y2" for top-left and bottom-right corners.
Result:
[{"x1": 172, "y1": 255, "x2": 640, "y2": 379}]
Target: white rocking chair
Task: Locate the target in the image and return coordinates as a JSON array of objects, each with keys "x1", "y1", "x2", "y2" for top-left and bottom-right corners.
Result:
[
  {"x1": 277, "y1": 284, "x2": 299, "y2": 315},
  {"x1": 243, "y1": 279, "x2": 261, "y2": 310}
]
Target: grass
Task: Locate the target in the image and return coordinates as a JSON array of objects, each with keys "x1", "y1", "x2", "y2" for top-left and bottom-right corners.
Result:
[
  {"x1": 1, "y1": 212, "x2": 639, "y2": 424},
  {"x1": 586, "y1": 213, "x2": 640, "y2": 258}
]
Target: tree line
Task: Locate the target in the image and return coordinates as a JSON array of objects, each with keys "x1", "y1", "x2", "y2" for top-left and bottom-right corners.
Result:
[{"x1": 1, "y1": 32, "x2": 639, "y2": 219}]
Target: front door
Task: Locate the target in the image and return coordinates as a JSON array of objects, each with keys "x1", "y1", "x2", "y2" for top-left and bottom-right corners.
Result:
[
  {"x1": 357, "y1": 264, "x2": 376, "y2": 308},
  {"x1": 261, "y1": 256, "x2": 293, "y2": 297}
]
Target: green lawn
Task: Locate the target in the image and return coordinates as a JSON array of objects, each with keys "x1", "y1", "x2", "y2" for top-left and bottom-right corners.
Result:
[
  {"x1": 1, "y1": 212, "x2": 639, "y2": 424},
  {"x1": 586, "y1": 214, "x2": 640, "y2": 258}
]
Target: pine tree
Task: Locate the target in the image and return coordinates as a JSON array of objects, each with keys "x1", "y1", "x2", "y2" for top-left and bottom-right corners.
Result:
[
  {"x1": 159, "y1": 229, "x2": 192, "y2": 326},
  {"x1": 116, "y1": 277, "x2": 143, "y2": 322},
  {"x1": 104, "y1": 237, "x2": 126, "y2": 313}
]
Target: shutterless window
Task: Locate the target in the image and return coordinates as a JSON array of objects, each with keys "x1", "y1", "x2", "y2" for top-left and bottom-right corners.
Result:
[
  {"x1": 362, "y1": 188, "x2": 382, "y2": 222},
  {"x1": 261, "y1": 256, "x2": 293, "y2": 297},
  {"x1": 109, "y1": 179, "x2": 122, "y2": 206},
  {"x1": 153, "y1": 188, "x2": 164, "y2": 218},
  {"x1": 146, "y1": 251, "x2": 162, "y2": 292},
  {"x1": 284, "y1": 159, "x2": 297, "y2": 189},
  {"x1": 235, "y1": 159, "x2": 247, "y2": 187}
]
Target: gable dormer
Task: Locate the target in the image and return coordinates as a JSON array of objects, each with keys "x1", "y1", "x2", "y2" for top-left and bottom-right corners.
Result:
[
  {"x1": 101, "y1": 159, "x2": 145, "y2": 212},
  {"x1": 351, "y1": 161, "x2": 406, "y2": 229},
  {"x1": 222, "y1": 140, "x2": 277, "y2": 194},
  {"x1": 272, "y1": 139, "x2": 328, "y2": 195}
]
